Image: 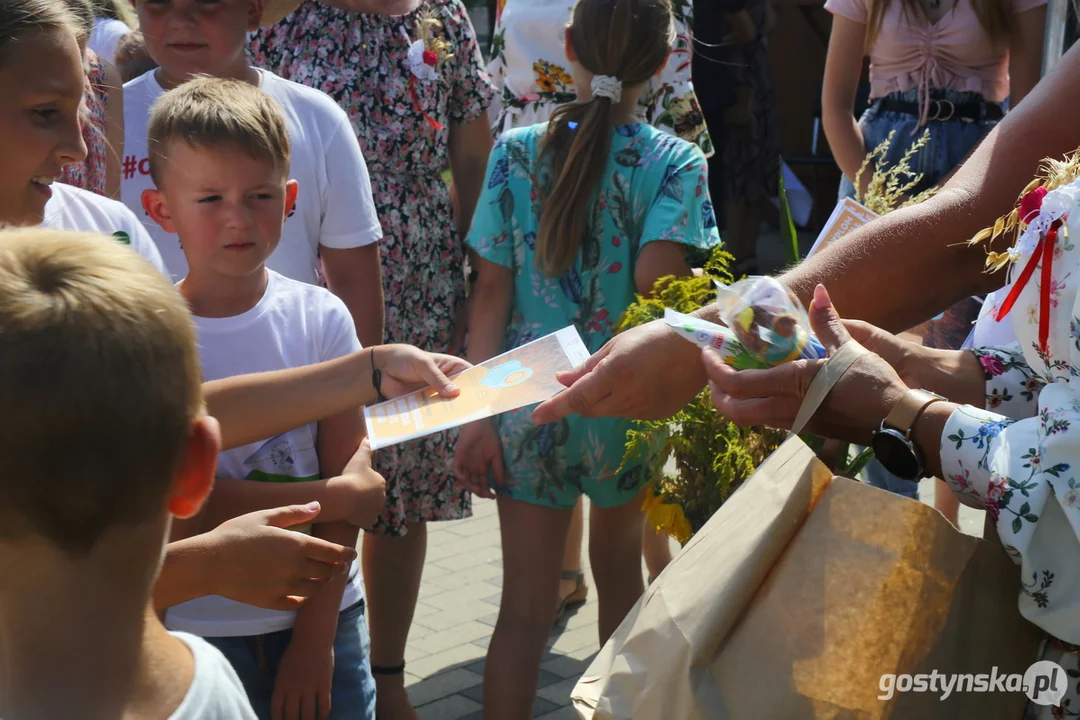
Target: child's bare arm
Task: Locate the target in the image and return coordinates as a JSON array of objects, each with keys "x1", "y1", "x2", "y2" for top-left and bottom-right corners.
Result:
[
  {"x1": 449, "y1": 116, "x2": 493, "y2": 240},
  {"x1": 195, "y1": 474, "x2": 359, "y2": 532},
  {"x1": 635, "y1": 241, "x2": 694, "y2": 297},
  {"x1": 273, "y1": 406, "x2": 378, "y2": 718},
  {"x1": 464, "y1": 253, "x2": 514, "y2": 365}
]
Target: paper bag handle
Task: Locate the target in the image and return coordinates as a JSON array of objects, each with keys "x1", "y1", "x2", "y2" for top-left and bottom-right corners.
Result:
[{"x1": 790, "y1": 340, "x2": 869, "y2": 435}]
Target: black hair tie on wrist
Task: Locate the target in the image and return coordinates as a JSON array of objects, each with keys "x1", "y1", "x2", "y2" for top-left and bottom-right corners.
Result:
[{"x1": 371, "y1": 347, "x2": 388, "y2": 404}]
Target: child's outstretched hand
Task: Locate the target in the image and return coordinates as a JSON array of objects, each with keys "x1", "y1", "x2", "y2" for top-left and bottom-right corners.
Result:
[
  {"x1": 453, "y1": 419, "x2": 504, "y2": 499},
  {"x1": 273, "y1": 637, "x2": 334, "y2": 720},
  {"x1": 328, "y1": 439, "x2": 387, "y2": 529}
]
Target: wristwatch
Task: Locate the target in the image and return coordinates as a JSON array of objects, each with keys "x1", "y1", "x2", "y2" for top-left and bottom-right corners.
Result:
[{"x1": 870, "y1": 389, "x2": 945, "y2": 481}]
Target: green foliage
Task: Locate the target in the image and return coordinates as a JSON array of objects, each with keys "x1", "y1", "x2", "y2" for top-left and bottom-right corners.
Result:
[
  {"x1": 617, "y1": 245, "x2": 787, "y2": 537},
  {"x1": 615, "y1": 245, "x2": 734, "y2": 332},
  {"x1": 778, "y1": 161, "x2": 801, "y2": 267}
]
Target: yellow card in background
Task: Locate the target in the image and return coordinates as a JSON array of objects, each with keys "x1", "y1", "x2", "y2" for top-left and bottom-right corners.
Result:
[
  {"x1": 806, "y1": 197, "x2": 879, "y2": 258},
  {"x1": 364, "y1": 327, "x2": 590, "y2": 450}
]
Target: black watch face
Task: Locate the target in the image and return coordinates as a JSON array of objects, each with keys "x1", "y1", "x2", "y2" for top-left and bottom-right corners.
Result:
[{"x1": 871, "y1": 429, "x2": 922, "y2": 481}]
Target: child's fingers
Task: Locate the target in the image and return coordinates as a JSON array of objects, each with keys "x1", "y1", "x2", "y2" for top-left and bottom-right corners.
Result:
[
  {"x1": 271, "y1": 688, "x2": 286, "y2": 720},
  {"x1": 318, "y1": 689, "x2": 332, "y2": 720},
  {"x1": 284, "y1": 691, "x2": 301, "y2": 720},
  {"x1": 491, "y1": 448, "x2": 506, "y2": 487},
  {"x1": 299, "y1": 691, "x2": 316, "y2": 720}
]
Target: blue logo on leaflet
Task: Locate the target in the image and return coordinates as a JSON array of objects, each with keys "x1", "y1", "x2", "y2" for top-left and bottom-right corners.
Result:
[{"x1": 481, "y1": 360, "x2": 533, "y2": 389}]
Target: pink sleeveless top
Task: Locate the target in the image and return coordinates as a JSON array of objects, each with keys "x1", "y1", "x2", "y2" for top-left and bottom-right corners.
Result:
[{"x1": 825, "y1": 0, "x2": 1046, "y2": 123}]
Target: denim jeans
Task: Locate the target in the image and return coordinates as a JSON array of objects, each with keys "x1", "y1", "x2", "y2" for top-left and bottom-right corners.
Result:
[
  {"x1": 862, "y1": 457, "x2": 920, "y2": 500},
  {"x1": 206, "y1": 599, "x2": 376, "y2": 720},
  {"x1": 838, "y1": 88, "x2": 1004, "y2": 200}
]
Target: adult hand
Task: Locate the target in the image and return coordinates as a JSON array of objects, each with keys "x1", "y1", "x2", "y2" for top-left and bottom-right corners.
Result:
[
  {"x1": 376, "y1": 344, "x2": 471, "y2": 400},
  {"x1": 206, "y1": 503, "x2": 357, "y2": 611},
  {"x1": 842, "y1": 318, "x2": 924, "y2": 386},
  {"x1": 452, "y1": 419, "x2": 504, "y2": 499},
  {"x1": 705, "y1": 285, "x2": 910, "y2": 444},
  {"x1": 532, "y1": 319, "x2": 706, "y2": 424}
]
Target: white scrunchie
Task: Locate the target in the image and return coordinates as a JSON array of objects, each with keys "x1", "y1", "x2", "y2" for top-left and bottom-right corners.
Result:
[{"x1": 591, "y1": 74, "x2": 623, "y2": 103}]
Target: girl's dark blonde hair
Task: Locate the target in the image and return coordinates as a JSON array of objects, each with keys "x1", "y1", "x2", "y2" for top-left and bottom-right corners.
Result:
[
  {"x1": 866, "y1": 0, "x2": 1011, "y2": 49},
  {"x1": 0, "y1": 0, "x2": 82, "y2": 69},
  {"x1": 534, "y1": 0, "x2": 674, "y2": 277}
]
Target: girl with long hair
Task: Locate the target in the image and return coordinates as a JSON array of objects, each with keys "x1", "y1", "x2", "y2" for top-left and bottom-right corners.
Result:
[{"x1": 456, "y1": 0, "x2": 719, "y2": 714}]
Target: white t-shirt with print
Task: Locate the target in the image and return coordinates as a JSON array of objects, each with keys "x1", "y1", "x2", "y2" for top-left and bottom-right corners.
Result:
[
  {"x1": 121, "y1": 69, "x2": 382, "y2": 283},
  {"x1": 165, "y1": 271, "x2": 364, "y2": 638},
  {"x1": 41, "y1": 182, "x2": 168, "y2": 276},
  {"x1": 168, "y1": 632, "x2": 256, "y2": 720}
]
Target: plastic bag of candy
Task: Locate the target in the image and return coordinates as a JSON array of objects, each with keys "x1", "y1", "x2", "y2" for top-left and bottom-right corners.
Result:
[{"x1": 665, "y1": 276, "x2": 826, "y2": 370}]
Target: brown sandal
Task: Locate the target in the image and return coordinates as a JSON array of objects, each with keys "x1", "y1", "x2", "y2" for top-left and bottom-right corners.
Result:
[{"x1": 554, "y1": 569, "x2": 588, "y2": 624}]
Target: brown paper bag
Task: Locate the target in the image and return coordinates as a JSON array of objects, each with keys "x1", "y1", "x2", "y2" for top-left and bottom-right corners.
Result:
[{"x1": 572, "y1": 437, "x2": 1044, "y2": 719}]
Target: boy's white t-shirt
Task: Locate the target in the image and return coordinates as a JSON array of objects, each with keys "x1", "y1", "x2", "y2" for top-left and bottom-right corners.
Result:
[
  {"x1": 165, "y1": 271, "x2": 364, "y2": 638},
  {"x1": 121, "y1": 69, "x2": 382, "y2": 283},
  {"x1": 41, "y1": 183, "x2": 168, "y2": 277},
  {"x1": 89, "y1": 17, "x2": 130, "y2": 66},
  {"x1": 168, "y1": 632, "x2": 256, "y2": 719}
]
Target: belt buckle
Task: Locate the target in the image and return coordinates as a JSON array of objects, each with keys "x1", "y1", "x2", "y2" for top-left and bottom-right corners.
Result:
[{"x1": 930, "y1": 99, "x2": 956, "y2": 122}]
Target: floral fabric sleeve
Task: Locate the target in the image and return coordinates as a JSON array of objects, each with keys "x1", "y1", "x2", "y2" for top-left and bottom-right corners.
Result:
[
  {"x1": 639, "y1": 0, "x2": 713, "y2": 156},
  {"x1": 442, "y1": 0, "x2": 497, "y2": 124},
  {"x1": 465, "y1": 137, "x2": 514, "y2": 269},
  {"x1": 971, "y1": 343, "x2": 1046, "y2": 420},
  {"x1": 940, "y1": 386, "x2": 1080, "y2": 641},
  {"x1": 639, "y1": 142, "x2": 721, "y2": 255}
]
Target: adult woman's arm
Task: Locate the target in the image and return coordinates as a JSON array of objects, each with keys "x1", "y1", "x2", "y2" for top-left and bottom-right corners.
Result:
[
  {"x1": 204, "y1": 346, "x2": 468, "y2": 450},
  {"x1": 821, "y1": 14, "x2": 870, "y2": 184},
  {"x1": 780, "y1": 41, "x2": 1080, "y2": 333},
  {"x1": 1009, "y1": 6, "x2": 1047, "y2": 108}
]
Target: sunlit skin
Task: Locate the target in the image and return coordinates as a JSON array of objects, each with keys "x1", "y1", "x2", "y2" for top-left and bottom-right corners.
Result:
[
  {"x1": 136, "y1": 0, "x2": 263, "y2": 90},
  {"x1": 141, "y1": 140, "x2": 298, "y2": 318},
  {"x1": 0, "y1": 27, "x2": 87, "y2": 226}
]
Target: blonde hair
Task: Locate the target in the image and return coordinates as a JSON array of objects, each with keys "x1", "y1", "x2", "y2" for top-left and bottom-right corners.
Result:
[
  {"x1": 534, "y1": 0, "x2": 674, "y2": 277},
  {"x1": 866, "y1": 0, "x2": 1011, "y2": 49},
  {"x1": 0, "y1": 0, "x2": 82, "y2": 69},
  {"x1": 147, "y1": 76, "x2": 292, "y2": 187},
  {"x1": 0, "y1": 229, "x2": 202, "y2": 555}
]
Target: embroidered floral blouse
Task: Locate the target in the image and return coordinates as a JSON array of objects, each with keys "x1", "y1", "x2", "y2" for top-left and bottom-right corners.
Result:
[
  {"x1": 486, "y1": 0, "x2": 712, "y2": 156},
  {"x1": 940, "y1": 180, "x2": 1080, "y2": 652}
]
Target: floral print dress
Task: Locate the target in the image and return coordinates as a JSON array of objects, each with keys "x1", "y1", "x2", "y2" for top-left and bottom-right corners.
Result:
[
  {"x1": 467, "y1": 123, "x2": 720, "y2": 509},
  {"x1": 60, "y1": 49, "x2": 109, "y2": 196},
  {"x1": 486, "y1": 0, "x2": 712, "y2": 156},
  {"x1": 939, "y1": 181, "x2": 1080, "y2": 718},
  {"x1": 250, "y1": 0, "x2": 495, "y2": 536}
]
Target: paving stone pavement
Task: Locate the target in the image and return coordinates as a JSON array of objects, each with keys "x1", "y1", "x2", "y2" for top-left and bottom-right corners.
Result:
[{"x1": 392, "y1": 498, "x2": 613, "y2": 720}]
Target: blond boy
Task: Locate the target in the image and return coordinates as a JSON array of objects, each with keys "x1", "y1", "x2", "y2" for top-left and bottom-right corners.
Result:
[
  {"x1": 0, "y1": 229, "x2": 255, "y2": 719},
  {"x1": 141, "y1": 77, "x2": 383, "y2": 720},
  {"x1": 123, "y1": 0, "x2": 384, "y2": 348}
]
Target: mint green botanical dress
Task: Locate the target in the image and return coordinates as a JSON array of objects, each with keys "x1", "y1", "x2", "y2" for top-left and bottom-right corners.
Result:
[{"x1": 466, "y1": 122, "x2": 720, "y2": 509}]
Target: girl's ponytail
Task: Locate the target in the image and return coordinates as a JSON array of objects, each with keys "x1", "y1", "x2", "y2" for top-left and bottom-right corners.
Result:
[{"x1": 534, "y1": 0, "x2": 674, "y2": 278}]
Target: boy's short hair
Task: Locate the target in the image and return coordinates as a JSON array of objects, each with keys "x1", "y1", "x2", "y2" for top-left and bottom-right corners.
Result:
[
  {"x1": 147, "y1": 76, "x2": 291, "y2": 187},
  {"x1": 0, "y1": 230, "x2": 202, "y2": 555}
]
